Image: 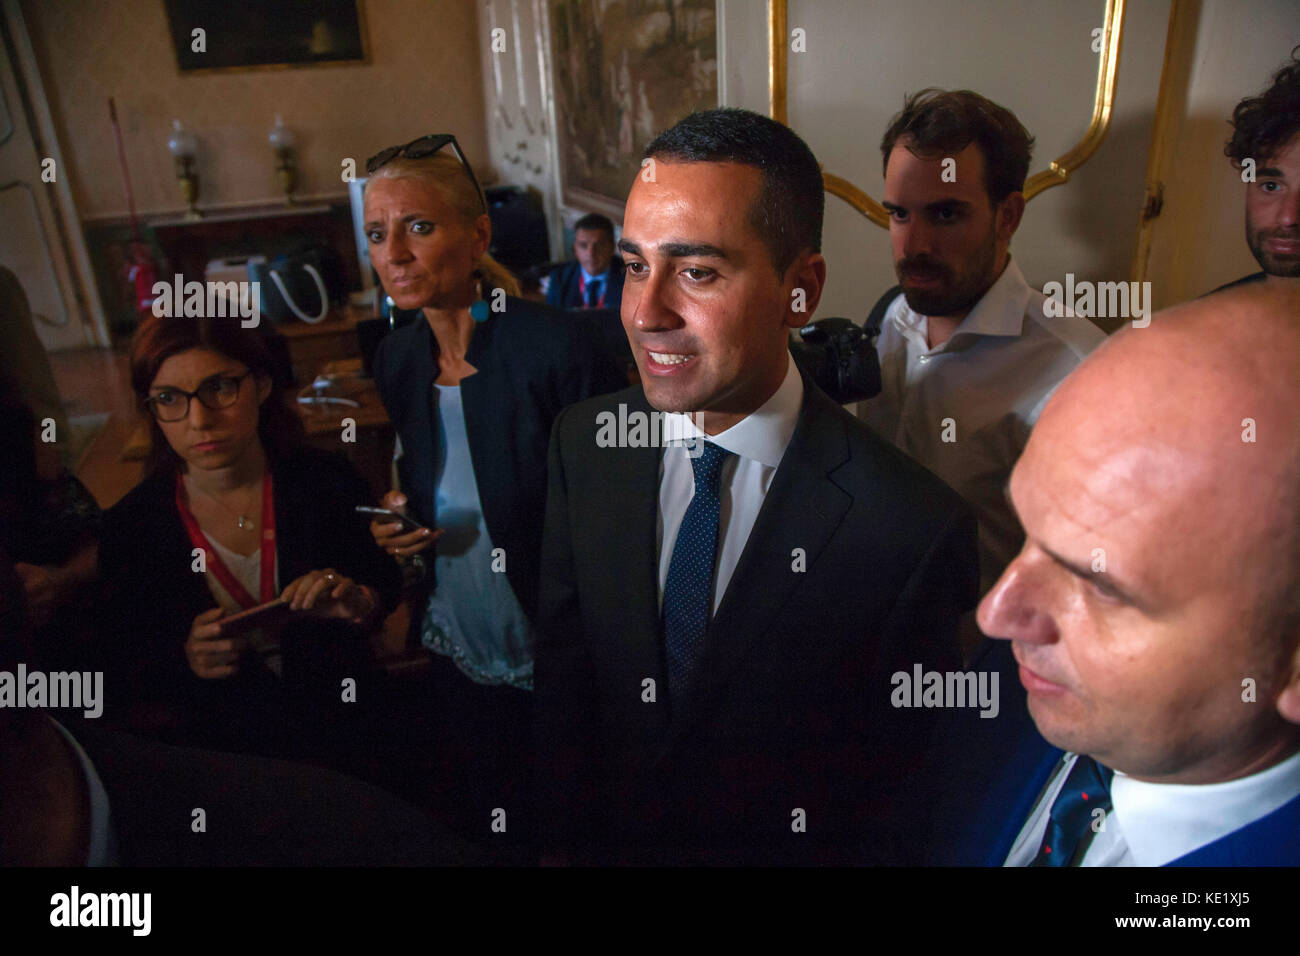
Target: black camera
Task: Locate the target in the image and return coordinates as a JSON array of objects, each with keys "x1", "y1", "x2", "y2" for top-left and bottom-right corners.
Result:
[{"x1": 792, "y1": 317, "x2": 882, "y2": 405}]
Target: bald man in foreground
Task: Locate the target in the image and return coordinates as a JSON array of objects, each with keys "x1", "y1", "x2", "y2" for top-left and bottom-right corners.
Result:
[{"x1": 926, "y1": 284, "x2": 1300, "y2": 866}]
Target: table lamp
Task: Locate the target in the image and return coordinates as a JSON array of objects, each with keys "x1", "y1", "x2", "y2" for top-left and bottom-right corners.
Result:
[
  {"x1": 167, "y1": 120, "x2": 202, "y2": 220},
  {"x1": 270, "y1": 115, "x2": 298, "y2": 205}
]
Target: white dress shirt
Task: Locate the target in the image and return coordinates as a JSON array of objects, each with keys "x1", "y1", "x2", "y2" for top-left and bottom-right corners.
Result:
[
  {"x1": 656, "y1": 355, "x2": 803, "y2": 614},
  {"x1": 857, "y1": 258, "x2": 1106, "y2": 592},
  {"x1": 1004, "y1": 748, "x2": 1300, "y2": 866}
]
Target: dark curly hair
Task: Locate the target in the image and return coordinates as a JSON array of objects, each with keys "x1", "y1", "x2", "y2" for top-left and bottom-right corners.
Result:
[{"x1": 1225, "y1": 47, "x2": 1300, "y2": 168}]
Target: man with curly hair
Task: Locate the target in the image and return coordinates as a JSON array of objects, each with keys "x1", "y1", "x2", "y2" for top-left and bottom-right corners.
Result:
[{"x1": 1220, "y1": 48, "x2": 1300, "y2": 290}]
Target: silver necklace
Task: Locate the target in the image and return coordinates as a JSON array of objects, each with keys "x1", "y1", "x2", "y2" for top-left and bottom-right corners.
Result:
[{"x1": 188, "y1": 477, "x2": 258, "y2": 530}]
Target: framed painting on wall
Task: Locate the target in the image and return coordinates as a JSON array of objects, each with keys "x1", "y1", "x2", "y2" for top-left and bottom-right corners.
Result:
[
  {"x1": 548, "y1": 0, "x2": 719, "y2": 220},
  {"x1": 164, "y1": 0, "x2": 367, "y2": 72}
]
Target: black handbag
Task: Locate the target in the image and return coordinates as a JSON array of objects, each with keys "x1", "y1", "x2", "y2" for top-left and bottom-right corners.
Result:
[{"x1": 248, "y1": 245, "x2": 338, "y2": 325}]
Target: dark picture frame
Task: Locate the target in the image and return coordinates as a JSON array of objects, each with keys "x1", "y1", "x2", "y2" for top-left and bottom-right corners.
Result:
[{"x1": 163, "y1": 0, "x2": 367, "y2": 73}]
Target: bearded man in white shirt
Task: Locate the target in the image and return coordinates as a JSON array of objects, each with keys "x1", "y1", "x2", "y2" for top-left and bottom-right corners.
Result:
[{"x1": 862, "y1": 89, "x2": 1107, "y2": 598}]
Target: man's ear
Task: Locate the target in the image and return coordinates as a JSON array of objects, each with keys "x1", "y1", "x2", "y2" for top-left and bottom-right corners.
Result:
[
  {"x1": 255, "y1": 373, "x2": 273, "y2": 405},
  {"x1": 782, "y1": 252, "x2": 827, "y2": 330},
  {"x1": 1276, "y1": 641, "x2": 1300, "y2": 725},
  {"x1": 996, "y1": 191, "x2": 1026, "y2": 243}
]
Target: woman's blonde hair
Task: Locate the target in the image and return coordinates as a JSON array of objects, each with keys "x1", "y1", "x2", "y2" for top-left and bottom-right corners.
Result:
[{"x1": 365, "y1": 152, "x2": 520, "y2": 298}]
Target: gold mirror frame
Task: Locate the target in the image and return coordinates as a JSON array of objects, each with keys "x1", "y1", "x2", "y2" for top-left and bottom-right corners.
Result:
[{"x1": 769, "y1": 0, "x2": 1127, "y2": 227}]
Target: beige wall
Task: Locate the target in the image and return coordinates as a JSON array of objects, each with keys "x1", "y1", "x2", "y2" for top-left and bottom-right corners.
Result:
[
  {"x1": 1144, "y1": 0, "x2": 1300, "y2": 306},
  {"x1": 721, "y1": 0, "x2": 1173, "y2": 325},
  {"x1": 21, "y1": 0, "x2": 488, "y2": 221}
]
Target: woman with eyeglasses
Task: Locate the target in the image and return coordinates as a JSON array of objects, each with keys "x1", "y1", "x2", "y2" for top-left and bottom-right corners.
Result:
[
  {"x1": 361, "y1": 135, "x2": 625, "y2": 850},
  {"x1": 96, "y1": 314, "x2": 400, "y2": 766}
]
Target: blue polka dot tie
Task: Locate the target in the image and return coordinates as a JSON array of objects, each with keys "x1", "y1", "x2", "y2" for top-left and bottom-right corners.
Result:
[
  {"x1": 1029, "y1": 755, "x2": 1115, "y2": 866},
  {"x1": 663, "y1": 441, "x2": 733, "y2": 700}
]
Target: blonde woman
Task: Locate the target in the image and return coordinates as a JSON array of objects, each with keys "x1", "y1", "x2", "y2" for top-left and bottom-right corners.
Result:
[{"x1": 363, "y1": 134, "x2": 624, "y2": 850}]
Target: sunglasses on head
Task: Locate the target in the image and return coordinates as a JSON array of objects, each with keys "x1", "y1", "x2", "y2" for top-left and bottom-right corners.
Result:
[{"x1": 365, "y1": 133, "x2": 487, "y2": 214}]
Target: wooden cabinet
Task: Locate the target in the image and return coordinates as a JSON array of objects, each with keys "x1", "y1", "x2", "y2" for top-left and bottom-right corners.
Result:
[{"x1": 150, "y1": 201, "x2": 361, "y2": 290}]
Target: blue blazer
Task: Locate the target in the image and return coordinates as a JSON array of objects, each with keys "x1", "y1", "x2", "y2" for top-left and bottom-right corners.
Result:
[
  {"x1": 370, "y1": 296, "x2": 626, "y2": 624},
  {"x1": 926, "y1": 642, "x2": 1300, "y2": 866},
  {"x1": 545, "y1": 258, "x2": 626, "y2": 311}
]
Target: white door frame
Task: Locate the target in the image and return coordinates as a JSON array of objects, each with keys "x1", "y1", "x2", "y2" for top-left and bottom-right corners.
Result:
[{"x1": 1, "y1": 0, "x2": 109, "y2": 348}]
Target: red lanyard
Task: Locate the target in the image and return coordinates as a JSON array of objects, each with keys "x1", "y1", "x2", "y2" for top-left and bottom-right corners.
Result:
[
  {"x1": 175, "y1": 470, "x2": 276, "y2": 608},
  {"x1": 577, "y1": 271, "x2": 606, "y2": 309}
]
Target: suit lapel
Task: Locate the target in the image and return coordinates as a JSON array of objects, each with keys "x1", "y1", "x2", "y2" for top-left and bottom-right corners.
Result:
[
  {"x1": 587, "y1": 389, "x2": 669, "y2": 742},
  {"x1": 984, "y1": 745, "x2": 1063, "y2": 865},
  {"x1": 394, "y1": 319, "x2": 439, "y2": 525},
  {"x1": 1167, "y1": 791, "x2": 1300, "y2": 866},
  {"x1": 661, "y1": 380, "x2": 853, "y2": 750},
  {"x1": 159, "y1": 476, "x2": 215, "y2": 611},
  {"x1": 565, "y1": 266, "x2": 583, "y2": 308},
  {"x1": 460, "y1": 315, "x2": 498, "y2": 524}
]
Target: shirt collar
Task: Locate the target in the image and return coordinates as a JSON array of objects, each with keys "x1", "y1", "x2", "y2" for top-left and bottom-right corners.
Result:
[
  {"x1": 580, "y1": 266, "x2": 607, "y2": 284},
  {"x1": 51, "y1": 718, "x2": 119, "y2": 867},
  {"x1": 1108, "y1": 748, "x2": 1300, "y2": 866},
  {"x1": 661, "y1": 353, "x2": 803, "y2": 470},
  {"x1": 891, "y1": 256, "x2": 1031, "y2": 345}
]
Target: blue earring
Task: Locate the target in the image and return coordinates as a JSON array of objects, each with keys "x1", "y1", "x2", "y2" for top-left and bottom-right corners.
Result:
[{"x1": 470, "y1": 274, "x2": 490, "y2": 322}]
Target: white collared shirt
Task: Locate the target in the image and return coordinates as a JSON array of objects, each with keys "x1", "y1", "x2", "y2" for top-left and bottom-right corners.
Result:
[
  {"x1": 858, "y1": 258, "x2": 1106, "y2": 592},
  {"x1": 656, "y1": 355, "x2": 804, "y2": 615},
  {"x1": 1004, "y1": 749, "x2": 1300, "y2": 866}
]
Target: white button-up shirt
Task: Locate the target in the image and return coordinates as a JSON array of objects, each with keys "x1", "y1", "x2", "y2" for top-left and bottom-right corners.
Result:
[
  {"x1": 857, "y1": 258, "x2": 1106, "y2": 592},
  {"x1": 1005, "y1": 748, "x2": 1300, "y2": 866},
  {"x1": 657, "y1": 355, "x2": 804, "y2": 615}
]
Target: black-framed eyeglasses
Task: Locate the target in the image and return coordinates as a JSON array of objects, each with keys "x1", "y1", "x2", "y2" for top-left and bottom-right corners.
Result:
[
  {"x1": 365, "y1": 133, "x2": 487, "y2": 214},
  {"x1": 144, "y1": 372, "x2": 251, "y2": 422}
]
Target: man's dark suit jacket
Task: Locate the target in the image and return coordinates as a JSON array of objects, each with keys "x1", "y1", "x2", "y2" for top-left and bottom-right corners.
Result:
[
  {"x1": 924, "y1": 642, "x2": 1300, "y2": 866},
  {"x1": 97, "y1": 446, "x2": 401, "y2": 753},
  {"x1": 371, "y1": 296, "x2": 626, "y2": 625},
  {"x1": 72, "y1": 723, "x2": 480, "y2": 865},
  {"x1": 535, "y1": 371, "x2": 980, "y2": 864},
  {"x1": 545, "y1": 258, "x2": 626, "y2": 311}
]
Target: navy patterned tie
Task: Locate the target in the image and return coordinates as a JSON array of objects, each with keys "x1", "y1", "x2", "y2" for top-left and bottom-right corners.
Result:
[
  {"x1": 663, "y1": 441, "x2": 733, "y2": 699},
  {"x1": 1029, "y1": 755, "x2": 1115, "y2": 866},
  {"x1": 584, "y1": 277, "x2": 602, "y2": 308}
]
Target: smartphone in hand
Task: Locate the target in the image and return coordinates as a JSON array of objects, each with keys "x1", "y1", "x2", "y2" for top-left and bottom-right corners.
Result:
[
  {"x1": 355, "y1": 505, "x2": 428, "y2": 535},
  {"x1": 218, "y1": 598, "x2": 291, "y2": 633}
]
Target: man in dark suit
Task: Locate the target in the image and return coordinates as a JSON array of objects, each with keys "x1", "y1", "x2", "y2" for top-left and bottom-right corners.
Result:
[
  {"x1": 535, "y1": 108, "x2": 980, "y2": 865},
  {"x1": 929, "y1": 283, "x2": 1300, "y2": 866},
  {"x1": 545, "y1": 213, "x2": 626, "y2": 311}
]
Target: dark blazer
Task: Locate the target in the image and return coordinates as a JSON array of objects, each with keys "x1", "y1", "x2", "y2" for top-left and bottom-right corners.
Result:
[
  {"x1": 545, "y1": 258, "x2": 626, "y2": 311},
  {"x1": 925, "y1": 643, "x2": 1300, "y2": 866},
  {"x1": 370, "y1": 296, "x2": 626, "y2": 625},
  {"x1": 72, "y1": 722, "x2": 480, "y2": 865},
  {"x1": 535, "y1": 371, "x2": 981, "y2": 864},
  {"x1": 96, "y1": 445, "x2": 401, "y2": 752}
]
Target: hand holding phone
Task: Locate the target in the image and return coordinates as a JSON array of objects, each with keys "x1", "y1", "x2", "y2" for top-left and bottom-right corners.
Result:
[
  {"x1": 186, "y1": 607, "x2": 242, "y2": 679},
  {"x1": 217, "y1": 597, "x2": 291, "y2": 633},
  {"x1": 355, "y1": 505, "x2": 426, "y2": 535},
  {"x1": 363, "y1": 492, "x2": 439, "y2": 561}
]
